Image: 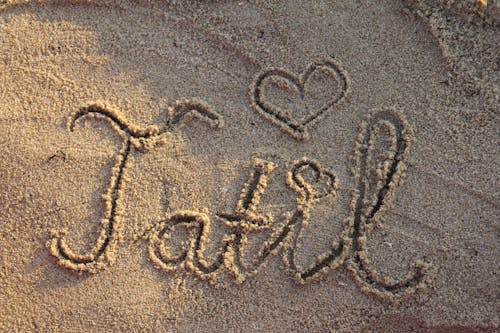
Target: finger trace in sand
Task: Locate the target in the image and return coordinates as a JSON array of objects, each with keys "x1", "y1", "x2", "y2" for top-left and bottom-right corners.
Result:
[
  {"x1": 49, "y1": 99, "x2": 224, "y2": 273},
  {"x1": 250, "y1": 56, "x2": 350, "y2": 141},
  {"x1": 347, "y1": 109, "x2": 431, "y2": 300},
  {"x1": 49, "y1": 100, "x2": 431, "y2": 300},
  {"x1": 148, "y1": 110, "x2": 431, "y2": 301}
]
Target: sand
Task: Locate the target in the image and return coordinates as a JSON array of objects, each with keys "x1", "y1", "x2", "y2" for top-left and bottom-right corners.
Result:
[{"x1": 0, "y1": 0, "x2": 498, "y2": 332}]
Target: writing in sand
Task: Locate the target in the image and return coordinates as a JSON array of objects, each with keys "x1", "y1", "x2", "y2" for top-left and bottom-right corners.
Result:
[{"x1": 48, "y1": 57, "x2": 431, "y2": 301}]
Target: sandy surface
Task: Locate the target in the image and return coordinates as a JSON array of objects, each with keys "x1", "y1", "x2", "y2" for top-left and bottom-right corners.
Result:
[{"x1": 0, "y1": 0, "x2": 498, "y2": 332}]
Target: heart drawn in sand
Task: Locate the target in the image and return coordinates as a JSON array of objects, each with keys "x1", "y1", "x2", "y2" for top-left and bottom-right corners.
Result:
[{"x1": 250, "y1": 56, "x2": 350, "y2": 141}]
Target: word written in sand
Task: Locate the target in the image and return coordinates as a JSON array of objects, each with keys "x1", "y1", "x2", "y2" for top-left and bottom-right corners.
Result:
[
  {"x1": 48, "y1": 101, "x2": 431, "y2": 301},
  {"x1": 250, "y1": 56, "x2": 350, "y2": 141}
]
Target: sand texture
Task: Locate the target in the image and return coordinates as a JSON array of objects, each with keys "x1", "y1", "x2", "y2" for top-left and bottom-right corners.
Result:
[{"x1": 0, "y1": 0, "x2": 498, "y2": 332}]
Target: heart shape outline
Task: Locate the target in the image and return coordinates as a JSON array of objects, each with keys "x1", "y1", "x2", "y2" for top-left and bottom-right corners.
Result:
[{"x1": 250, "y1": 56, "x2": 350, "y2": 141}]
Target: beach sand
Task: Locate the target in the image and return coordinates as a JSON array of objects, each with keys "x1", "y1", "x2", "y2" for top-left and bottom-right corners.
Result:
[{"x1": 0, "y1": 0, "x2": 498, "y2": 331}]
